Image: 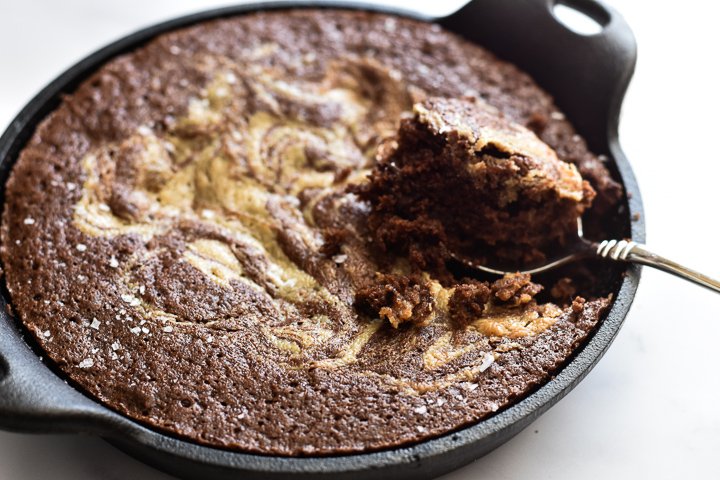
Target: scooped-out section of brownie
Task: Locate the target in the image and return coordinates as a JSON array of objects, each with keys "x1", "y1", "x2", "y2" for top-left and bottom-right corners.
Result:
[{"x1": 360, "y1": 96, "x2": 596, "y2": 269}]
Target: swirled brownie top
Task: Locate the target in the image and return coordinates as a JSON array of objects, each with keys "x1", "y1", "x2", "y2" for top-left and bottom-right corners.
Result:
[{"x1": 0, "y1": 9, "x2": 620, "y2": 455}]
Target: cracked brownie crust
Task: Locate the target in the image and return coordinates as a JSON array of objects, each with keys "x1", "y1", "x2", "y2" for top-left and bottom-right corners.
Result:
[{"x1": 1, "y1": 9, "x2": 618, "y2": 455}]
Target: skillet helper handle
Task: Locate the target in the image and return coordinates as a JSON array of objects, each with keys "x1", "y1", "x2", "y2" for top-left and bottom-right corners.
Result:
[
  {"x1": 438, "y1": 0, "x2": 637, "y2": 153},
  {"x1": 596, "y1": 241, "x2": 720, "y2": 294},
  {"x1": 0, "y1": 317, "x2": 114, "y2": 434}
]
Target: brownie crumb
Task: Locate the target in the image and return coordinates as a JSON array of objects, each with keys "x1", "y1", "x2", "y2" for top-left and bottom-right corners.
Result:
[
  {"x1": 571, "y1": 296, "x2": 586, "y2": 314},
  {"x1": 448, "y1": 280, "x2": 492, "y2": 327},
  {"x1": 490, "y1": 273, "x2": 543, "y2": 306},
  {"x1": 447, "y1": 274, "x2": 544, "y2": 327},
  {"x1": 355, "y1": 273, "x2": 436, "y2": 328}
]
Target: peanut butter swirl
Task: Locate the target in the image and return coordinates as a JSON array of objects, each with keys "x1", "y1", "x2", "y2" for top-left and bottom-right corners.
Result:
[{"x1": 72, "y1": 53, "x2": 565, "y2": 382}]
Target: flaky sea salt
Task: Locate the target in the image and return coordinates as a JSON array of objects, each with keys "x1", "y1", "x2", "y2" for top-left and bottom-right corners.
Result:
[
  {"x1": 111, "y1": 342, "x2": 121, "y2": 351},
  {"x1": 42, "y1": 330, "x2": 51, "y2": 338},
  {"x1": 108, "y1": 257, "x2": 119, "y2": 268},
  {"x1": 78, "y1": 358, "x2": 94, "y2": 369},
  {"x1": 479, "y1": 352, "x2": 495, "y2": 372},
  {"x1": 332, "y1": 254, "x2": 348, "y2": 264},
  {"x1": 76, "y1": 243, "x2": 87, "y2": 252},
  {"x1": 23, "y1": 217, "x2": 35, "y2": 225},
  {"x1": 141, "y1": 327, "x2": 150, "y2": 334},
  {"x1": 413, "y1": 405, "x2": 428, "y2": 415},
  {"x1": 163, "y1": 326, "x2": 174, "y2": 333},
  {"x1": 137, "y1": 125, "x2": 153, "y2": 136},
  {"x1": 130, "y1": 326, "x2": 141, "y2": 335},
  {"x1": 90, "y1": 318, "x2": 101, "y2": 330},
  {"x1": 121, "y1": 294, "x2": 141, "y2": 307}
]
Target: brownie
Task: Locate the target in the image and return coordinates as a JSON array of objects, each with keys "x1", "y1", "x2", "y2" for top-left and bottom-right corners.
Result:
[
  {"x1": 0, "y1": 10, "x2": 618, "y2": 455},
  {"x1": 359, "y1": 97, "x2": 596, "y2": 268}
]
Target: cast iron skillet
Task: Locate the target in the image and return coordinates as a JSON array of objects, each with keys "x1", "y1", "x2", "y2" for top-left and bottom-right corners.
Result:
[{"x1": 0, "y1": 0, "x2": 643, "y2": 478}]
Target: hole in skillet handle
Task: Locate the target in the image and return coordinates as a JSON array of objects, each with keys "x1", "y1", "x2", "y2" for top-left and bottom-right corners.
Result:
[{"x1": 552, "y1": 0, "x2": 610, "y2": 36}]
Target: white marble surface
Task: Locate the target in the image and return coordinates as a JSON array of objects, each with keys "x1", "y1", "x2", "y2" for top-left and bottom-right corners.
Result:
[{"x1": 1, "y1": 1, "x2": 719, "y2": 478}]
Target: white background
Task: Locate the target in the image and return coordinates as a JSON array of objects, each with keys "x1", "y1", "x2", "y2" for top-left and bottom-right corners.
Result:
[{"x1": 1, "y1": 0, "x2": 719, "y2": 478}]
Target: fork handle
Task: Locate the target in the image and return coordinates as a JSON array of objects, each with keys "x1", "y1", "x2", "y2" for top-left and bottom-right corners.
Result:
[{"x1": 597, "y1": 240, "x2": 720, "y2": 294}]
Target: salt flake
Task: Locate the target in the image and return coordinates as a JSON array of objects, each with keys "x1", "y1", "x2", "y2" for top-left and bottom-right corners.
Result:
[
  {"x1": 479, "y1": 352, "x2": 495, "y2": 372},
  {"x1": 120, "y1": 294, "x2": 141, "y2": 307},
  {"x1": 332, "y1": 254, "x2": 348, "y2": 264},
  {"x1": 78, "y1": 358, "x2": 94, "y2": 369}
]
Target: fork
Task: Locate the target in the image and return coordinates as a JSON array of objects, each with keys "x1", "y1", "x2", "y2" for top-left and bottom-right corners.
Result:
[{"x1": 449, "y1": 219, "x2": 720, "y2": 294}]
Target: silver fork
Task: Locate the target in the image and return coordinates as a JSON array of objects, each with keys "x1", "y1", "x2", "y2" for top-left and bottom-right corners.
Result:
[{"x1": 450, "y1": 219, "x2": 720, "y2": 294}]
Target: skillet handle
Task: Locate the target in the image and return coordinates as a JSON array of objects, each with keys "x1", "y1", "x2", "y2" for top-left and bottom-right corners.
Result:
[
  {"x1": 438, "y1": 0, "x2": 637, "y2": 154},
  {"x1": 0, "y1": 316, "x2": 117, "y2": 434}
]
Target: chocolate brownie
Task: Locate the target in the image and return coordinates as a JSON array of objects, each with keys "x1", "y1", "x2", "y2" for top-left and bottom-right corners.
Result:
[
  {"x1": 359, "y1": 97, "x2": 596, "y2": 268},
  {"x1": 0, "y1": 9, "x2": 619, "y2": 455}
]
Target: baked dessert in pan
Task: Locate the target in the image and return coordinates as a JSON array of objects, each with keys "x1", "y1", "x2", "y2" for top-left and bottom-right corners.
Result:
[{"x1": 0, "y1": 9, "x2": 625, "y2": 456}]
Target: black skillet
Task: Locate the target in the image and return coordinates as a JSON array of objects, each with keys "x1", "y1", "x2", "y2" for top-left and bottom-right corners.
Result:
[{"x1": 0, "y1": 0, "x2": 643, "y2": 478}]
